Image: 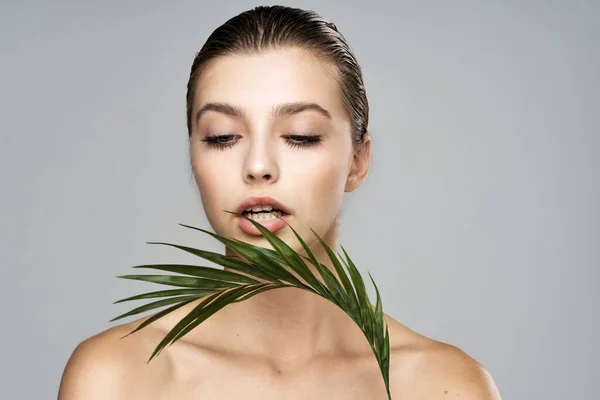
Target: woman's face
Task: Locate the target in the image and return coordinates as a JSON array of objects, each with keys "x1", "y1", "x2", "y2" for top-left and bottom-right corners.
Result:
[{"x1": 189, "y1": 47, "x2": 370, "y2": 251}]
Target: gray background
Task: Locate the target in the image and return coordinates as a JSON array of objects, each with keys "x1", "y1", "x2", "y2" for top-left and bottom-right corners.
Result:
[{"x1": 1, "y1": 1, "x2": 598, "y2": 398}]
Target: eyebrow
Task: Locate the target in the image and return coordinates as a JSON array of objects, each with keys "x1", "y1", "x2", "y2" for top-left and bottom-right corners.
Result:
[
  {"x1": 194, "y1": 101, "x2": 332, "y2": 126},
  {"x1": 273, "y1": 102, "x2": 332, "y2": 120}
]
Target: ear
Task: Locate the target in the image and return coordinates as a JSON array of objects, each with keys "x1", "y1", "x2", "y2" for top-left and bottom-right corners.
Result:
[{"x1": 345, "y1": 132, "x2": 372, "y2": 192}]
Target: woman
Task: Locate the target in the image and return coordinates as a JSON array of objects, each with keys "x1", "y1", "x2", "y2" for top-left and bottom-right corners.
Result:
[{"x1": 58, "y1": 6, "x2": 500, "y2": 399}]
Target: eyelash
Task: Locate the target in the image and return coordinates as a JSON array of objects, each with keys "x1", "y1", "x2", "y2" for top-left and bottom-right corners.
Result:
[{"x1": 200, "y1": 134, "x2": 322, "y2": 150}]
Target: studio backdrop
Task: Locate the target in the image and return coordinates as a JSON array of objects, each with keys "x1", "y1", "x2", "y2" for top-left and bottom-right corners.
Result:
[{"x1": 1, "y1": 1, "x2": 598, "y2": 399}]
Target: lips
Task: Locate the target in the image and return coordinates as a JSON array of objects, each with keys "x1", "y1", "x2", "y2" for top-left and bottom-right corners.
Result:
[
  {"x1": 236, "y1": 195, "x2": 291, "y2": 216},
  {"x1": 235, "y1": 195, "x2": 292, "y2": 236}
]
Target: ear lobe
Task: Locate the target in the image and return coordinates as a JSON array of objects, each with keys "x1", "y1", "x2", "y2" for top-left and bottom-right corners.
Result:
[{"x1": 345, "y1": 132, "x2": 372, "y2": 192}]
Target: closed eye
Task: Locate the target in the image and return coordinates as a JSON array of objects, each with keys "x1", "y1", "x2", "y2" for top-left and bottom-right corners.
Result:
[
  {"x1": 283, "y1": 134, "x2": 322, "y2": 149},
  {"x1": 200, "y1": 134, "x2": 239, "y2": 150},
  {"x1": 200, "y1": 133, "x2": 322, "y2": 150}
]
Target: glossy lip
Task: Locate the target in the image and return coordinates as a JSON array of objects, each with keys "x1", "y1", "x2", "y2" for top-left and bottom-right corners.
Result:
[
  {"x1": 235, "y1": 195, "x2": 292, "y2": 236},
  {"x1": 235, "y1": 195, "x2": 292, "y2": 216}
]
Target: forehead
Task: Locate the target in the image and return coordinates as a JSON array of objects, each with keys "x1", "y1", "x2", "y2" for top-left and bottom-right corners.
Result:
[{"x1": 193, "y1": 48, "x2": 347, "y2": 119}]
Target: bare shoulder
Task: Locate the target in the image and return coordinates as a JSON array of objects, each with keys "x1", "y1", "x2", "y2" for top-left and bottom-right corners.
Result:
[
  {"x1": 384, "y1": 315, "x2": 501, "y2": 399},
  {"x1": 57, "y1": 321, "x2": 170, "y2": 400}
]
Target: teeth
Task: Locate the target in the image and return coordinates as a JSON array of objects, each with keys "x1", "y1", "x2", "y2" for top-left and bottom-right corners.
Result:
[
  {"x1": 246, "y1": 210, "x2": 284, "y2": 221},
  {"x1": 245, "y1": 204, "x2": 276, "y2": 213}
]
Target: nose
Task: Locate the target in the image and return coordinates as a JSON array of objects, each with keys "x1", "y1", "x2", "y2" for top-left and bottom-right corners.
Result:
[{"x1": 242, "y1": 136, "x2": 279, "y2": 185}]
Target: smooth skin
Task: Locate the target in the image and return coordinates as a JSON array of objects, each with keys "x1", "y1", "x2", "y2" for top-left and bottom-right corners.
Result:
[{"x1": 58, "y1": 48, "x2": 501, "y2": 399}]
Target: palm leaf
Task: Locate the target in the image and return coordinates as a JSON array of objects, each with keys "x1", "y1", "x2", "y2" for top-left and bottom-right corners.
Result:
[
  {"x1": 117, "y1": 274, "x2": 240, "y2": 289},
  {"x1": 119, "y1": 296, "x2": 199, "y2": 339},
  {"x1": 187, "y1": 226, "x2": 305, "y2": 286},
  {"x1": 221, "y1": 211, "x2": 327, "y2": 292},
  {"x1": 131, "y1": 263, "x2": 261, "y2": 284},
  {"x1": 113, "y1": 288, "x2": 218, "y2": 303},
  {"x1": 113, "y1": 212, "x2": 392, "y2": 399},
  {"x1": 110, "y1": 295, "x2": 200, "y2": 322},
  {"x1": 145, "y1": 241, "x2": 277, "y2": 282}
]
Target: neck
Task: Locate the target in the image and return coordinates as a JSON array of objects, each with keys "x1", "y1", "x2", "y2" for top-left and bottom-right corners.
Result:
[
  {"x1": 217, "y1": 223, "x2": 360, "y2": 364},
  {"x1": 224, "y1": 285, "x2": 350, "y2": 362}
]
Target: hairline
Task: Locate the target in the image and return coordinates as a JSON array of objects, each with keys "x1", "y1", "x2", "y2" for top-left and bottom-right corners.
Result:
[{"x1": 187, "y1": 45, "x2": 350, "y2": 134}]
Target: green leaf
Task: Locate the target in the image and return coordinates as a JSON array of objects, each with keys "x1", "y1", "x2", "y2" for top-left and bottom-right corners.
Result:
[
  {"x1": 340, "y1": 245, "x2": 371, "y2": 329},
  {"x1": 113, "y1": 288, "x2": 217, "y2": 304},
  {"x1": 231, "y1": 214, "x2": 321, "y2": 291},
  {"x1": 115, "y1": 221, "x2": 393, "y2": 399},
  {"x1": 146, "y1": 289, "x2": 223, "y2": 360},
  {"x1": 146, "y1": 240, "x2": 276, "y2": 282},
  {"x1": 121, "y1": 296, "x2": 198, "y2": 339},
  {"x1": 148, "y1": 284, "x2": 273, "y2": 360},
  {"x1": 168, "y1": 283, "x2": 283, "y2": 345},
  {"x1": 176, "y1": 225, "x2": 286, "y2": 283},
  {"x1": 281, "y1": 222, "x2": 347, "y2": 302},
  {"x1": 313, "y1": 262, "x2": 347, "y2": 307},
  {"x1": 198, "y1": 227, "x2": 304, "y2": 286},
  {"x1": 231, "y1": 283, "x2": 292, "y2": 303},
  {"x1": 117, "y1": 274, "x2": 240, "y2": 289},
  {"x1": 336, "y1": 251, "x2": 360, "y2": 316},
  {"x1": 110, "y1": 295, "x2": 200, "y2": 322},
  {"x1": 369, "y1": 272, "x2": 384, "y2": 332},
  {"x1": 231, "y1": 238, "x2": 307, "y2": 287},
  {"x1": 131, "y1": 263, "x2": 260, "y2": 284},
  {"x1": 311, "y1": 228, "x2": 359, "y2": 312}
]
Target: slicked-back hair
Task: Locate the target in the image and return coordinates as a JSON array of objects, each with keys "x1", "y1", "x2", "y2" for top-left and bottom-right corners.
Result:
[{"x1": 186, "y1": 5, "x2": 369, "y2": 148}]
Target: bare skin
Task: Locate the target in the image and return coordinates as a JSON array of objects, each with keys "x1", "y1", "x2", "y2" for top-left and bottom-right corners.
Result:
[
  {"x1": 58, "y1": 48, "x2": 500, "y2": 399},
  {"x1": 58, "y1": 296, "x2": 500, "y2": 399}
]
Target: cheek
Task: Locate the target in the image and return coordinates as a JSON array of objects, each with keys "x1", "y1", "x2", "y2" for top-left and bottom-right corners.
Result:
[
  {"x1": 314, "y1": 162, "x2": 346, "y2": 200},
  {"x1": 192, "y1": 158, "x2": 216, "y2": 191},
  {"x1": 289, "y1": 152, "x2": 348, "y2": 219},
  {"x1": 191, "y1": 152, "x2": 237, "y2": 214}
]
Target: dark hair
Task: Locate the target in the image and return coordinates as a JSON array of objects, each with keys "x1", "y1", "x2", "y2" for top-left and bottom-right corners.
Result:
[{"x1": 185, "y1": 5, "x2": 369, "y2": 148}]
